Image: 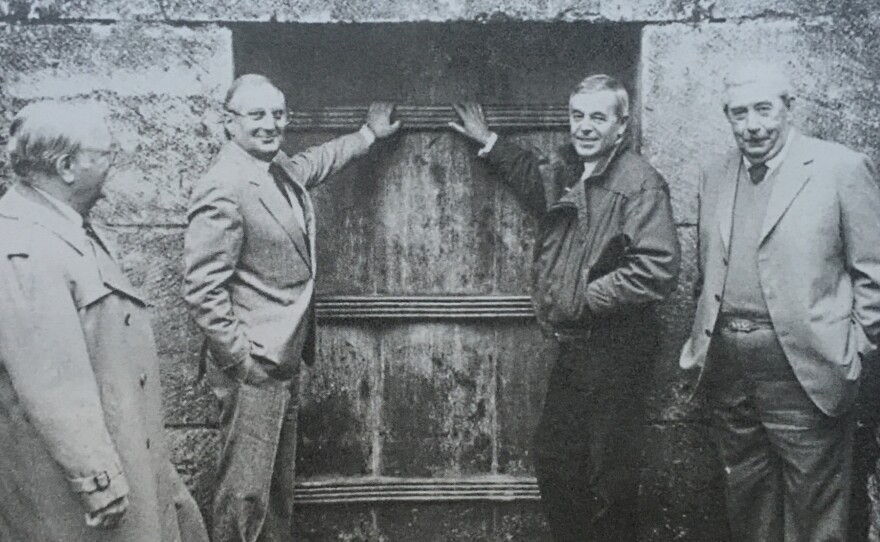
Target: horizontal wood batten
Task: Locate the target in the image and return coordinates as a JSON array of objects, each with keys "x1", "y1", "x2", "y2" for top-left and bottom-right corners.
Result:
[
  {"x1": 287, "y1": 105, "x2": 568, "y2": 131},
  {"x1": 315, "y1": 295, "x2": 534, "y2": 320},
  {"x1": 294, "y1": 477, "x2": 541, "y2": 505}
]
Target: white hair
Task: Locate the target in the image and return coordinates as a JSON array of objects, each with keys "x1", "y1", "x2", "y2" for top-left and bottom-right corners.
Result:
[
  {"x1": 7, "y1": 101, "x2": 109, "y2": 177},
  {"x1": 722, "y1": 60, "x2": 795, "y2": 111}
]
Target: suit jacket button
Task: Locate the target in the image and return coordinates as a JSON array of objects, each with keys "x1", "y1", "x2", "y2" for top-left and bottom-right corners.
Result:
[
  {"x1": 704, "y1": 329, "x2": 712, "y2": 337},
  {"x1": 714, "y1": 294, "x2": 721, "y2": 302},
  {"x1": 139, "y1": 374, "x2": 147, "y2": 387}
]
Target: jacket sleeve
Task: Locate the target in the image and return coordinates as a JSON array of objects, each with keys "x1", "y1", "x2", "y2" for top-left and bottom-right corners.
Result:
[
  {"x1": 183, "y1": 176, "x2": 251, "y2": 370},
  {"x1": 292, "y1": 130, "x2": 373, "y2": 190},
  {"x1": 482, "y1": 137, "x2": 548, "y2": 215},
  {"x1": 0, "y1": 242, "x2": 129, "y2": 513},
  {"x1": 583, "y1": 183, "x2": 681, "y2": 315},
  {"x1": 838, "y1": 153, "x2": 880, "y2": 360}
]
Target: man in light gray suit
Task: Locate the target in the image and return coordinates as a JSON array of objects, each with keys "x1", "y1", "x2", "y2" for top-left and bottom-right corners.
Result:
[
  {"x1": 183, "y1": 74, "x2": 399, "y2": 542},
  {"x1": 679, "y1": 61, "x2": 880, "y2": 541}
]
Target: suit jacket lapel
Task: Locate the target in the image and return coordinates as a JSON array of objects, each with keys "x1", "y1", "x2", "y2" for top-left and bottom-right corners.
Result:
[
  {"x1": 759, "y1": 132, "x2": 813, "y2": 244},
  {"x1": 716, "y1": 150, "x2": 740, "y2": 255},
  {"x1": 274, "y1": 154, "x2": 317, "y2": 273},
  {"x1": 253, "y1": 178, "x2": 312, "y2": 268}
]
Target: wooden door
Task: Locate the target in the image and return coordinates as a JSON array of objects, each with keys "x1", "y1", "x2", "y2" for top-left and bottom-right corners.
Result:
[{"x1": 235, "y1": 22, "x2": 641, "y2": 540}]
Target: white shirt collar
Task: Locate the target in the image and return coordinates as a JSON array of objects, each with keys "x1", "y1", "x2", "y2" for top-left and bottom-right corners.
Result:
[
  {"x1": 228, "y1": 140, "x2": 275, "y2": 173},
  {"x1": 32, "y1": 186, "x2": 84, "y2": 226}
]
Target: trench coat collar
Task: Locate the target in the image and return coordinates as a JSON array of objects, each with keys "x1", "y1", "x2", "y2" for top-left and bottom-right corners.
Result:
[{"x1": 2, "y1": 183, "x2": 91, "y2": 256}]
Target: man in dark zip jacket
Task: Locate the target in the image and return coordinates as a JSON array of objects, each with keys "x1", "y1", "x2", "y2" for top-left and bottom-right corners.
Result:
[{"x1": 450, "y1": 74, "x2": 680, "y2": 541}]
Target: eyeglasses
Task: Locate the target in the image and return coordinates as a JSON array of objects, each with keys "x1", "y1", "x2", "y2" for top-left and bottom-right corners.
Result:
[
  {"x1": 226, "y1": 108, "x2": 289, "y2": 125},
  {"x1": 80, "y1": 146, "x2": 119, "y2": 166}
]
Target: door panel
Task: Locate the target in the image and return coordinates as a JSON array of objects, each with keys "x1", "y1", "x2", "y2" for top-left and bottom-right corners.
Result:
[{"x1": 236, "y1": 20, "x2": 641, "y2": 540}]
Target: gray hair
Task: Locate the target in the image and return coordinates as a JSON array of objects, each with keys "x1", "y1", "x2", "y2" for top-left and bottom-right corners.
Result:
[
  {"x1": 723, "y1": 61, "x2": 795, "y2": 112},
  {"x1": 570, "y1": 74, "x2": 630, "y2": 119},
  {"x1": 8, "y1": 101, "x2": 106, "y2": 177}
]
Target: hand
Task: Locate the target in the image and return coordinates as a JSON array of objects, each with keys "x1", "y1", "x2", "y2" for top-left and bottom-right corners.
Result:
[
  {"x1": 366, "y1": 102, "x2": 402, "y2": 139},
  {"x1": 85, "y1": 495, "x2": 128, "y2": 529},
  {"x1": 449, "y1": 102, "x2": 494, "y2": 146},
  {"x1": 224, "y1": 356, "x2": 271, "y2": 386}
]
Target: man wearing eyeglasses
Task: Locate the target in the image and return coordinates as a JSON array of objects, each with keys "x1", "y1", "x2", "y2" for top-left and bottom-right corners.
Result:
[
  {"x1": 183, "y1": 74, "x2": 400, "y2": 542},
  {"x1": 679, "y1": 61, "x2": 880, "y2": 541},
  {"x1": 0, "y1": 102, "x2": 209, "y2": 541}
]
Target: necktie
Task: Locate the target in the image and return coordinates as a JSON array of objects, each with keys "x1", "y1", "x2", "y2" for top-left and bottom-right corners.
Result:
[
  {"x1": 269, "y1": 162, "x2": 293, "y2": 207},
  {"x1": 748, "y1": 163, "x2": 769, "y2": 184},
  {"x1": 83, "y1": 220, "x2": 110, "y2": 254}
]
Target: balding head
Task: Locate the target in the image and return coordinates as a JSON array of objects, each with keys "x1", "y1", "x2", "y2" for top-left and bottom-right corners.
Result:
[
  {"x1": 8, "y1": 101, "x2": 112, "y2": 178},
  {"x1": 223, "y1": 74, "x2": 288, "y2": 161},
  {"x1": 7, "y1": 100, "x2": 117, "y2": 214}
]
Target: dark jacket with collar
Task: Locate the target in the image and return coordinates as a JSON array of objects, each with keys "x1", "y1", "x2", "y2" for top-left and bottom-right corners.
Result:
[{"x1": 484, "y1": 137, "x2": 680, "y2": 336}]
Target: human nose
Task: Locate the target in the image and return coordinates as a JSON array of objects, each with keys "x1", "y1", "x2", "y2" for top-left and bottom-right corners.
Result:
[
  {"x1": 575, "y1": 118, "x2": 594, "y2": 134},
  {"x1": 744, "y1": 110, "x2": 762, "y2": 132}
]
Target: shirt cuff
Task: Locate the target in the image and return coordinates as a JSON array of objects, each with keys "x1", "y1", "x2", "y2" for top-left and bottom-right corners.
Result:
[
  {"x1": 359, "y1": 125, "x2": 377, "y2": 146},
  {"x1": 477, "y1": 132, "x2": 499, "y2": 158}
]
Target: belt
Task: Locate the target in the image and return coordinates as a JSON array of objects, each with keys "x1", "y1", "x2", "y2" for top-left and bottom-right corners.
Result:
[{"x1": 717, "y1": 315, "x2": 774, "y2": 334}]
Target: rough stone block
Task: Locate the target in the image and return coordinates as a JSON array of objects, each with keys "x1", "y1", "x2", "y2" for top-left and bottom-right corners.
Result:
[
  {"x1": 0, "y1": 0, "x2": 161, "y2": 21},
  {"x1": 162, "y1": 0, "x2": 601, "y2": 23},
  {"x1": 642, "y1": 19, "x2": 880, "y2": 225},
  {"x1": 648, "y1": 225, "x2": 702, "y2": 422},
  {"x1": 107, "y1": 226, "x2": 216, "y2": 426},
  {"x1": 0, "y1": 23, "x2": 232, "y2": 224}
]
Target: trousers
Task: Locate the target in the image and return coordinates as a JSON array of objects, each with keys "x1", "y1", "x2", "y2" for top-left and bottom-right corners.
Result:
[
  {"x1": 210, "y1": 374, "x2": 299, "y2": 542},
  {"x1": 534, "y1": 316, "x2": 657, "y2": 542},
  {"x1": 704, "y1": 318, "x2": 853, "y2": 542}
]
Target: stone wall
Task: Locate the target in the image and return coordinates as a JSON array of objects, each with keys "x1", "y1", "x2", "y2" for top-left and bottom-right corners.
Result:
[{"x1": 2, "y1": 1, "x2": 879, "y2": 539}]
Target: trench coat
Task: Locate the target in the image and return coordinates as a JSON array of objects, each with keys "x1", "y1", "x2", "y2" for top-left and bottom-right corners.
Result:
[{"x1": 0, "y1": 183, "x2": 209, "y2": 542}]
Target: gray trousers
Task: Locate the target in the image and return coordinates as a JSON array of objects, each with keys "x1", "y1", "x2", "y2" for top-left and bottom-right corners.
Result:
[
  {"x1": 705, "y1": 320, "x2": 853, "y2": 542},
  {"x1": 211, "y1": 376, "x2": 298, "y2": 542}
]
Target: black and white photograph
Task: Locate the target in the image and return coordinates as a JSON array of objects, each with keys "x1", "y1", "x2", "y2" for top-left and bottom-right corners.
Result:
[{"x1": 0, "y1": 1, "x2": 879, "y2": 540}]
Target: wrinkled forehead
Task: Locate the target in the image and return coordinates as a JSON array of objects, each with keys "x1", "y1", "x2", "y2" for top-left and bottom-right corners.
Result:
[
  {"x1": 725, "y1": 79, "x2": 788, "y2": 109},
  {"x1": 227, "y1": 82, "x2": 286, "y2": 112}
]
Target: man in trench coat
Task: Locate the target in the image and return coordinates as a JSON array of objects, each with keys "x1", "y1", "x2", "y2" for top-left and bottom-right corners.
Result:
[
  {"x1": 183, "y1": 74, "x2": 400, "y2": 542},
  {"x1": 0, "y1": 101, "x2": 209, "y2": 541}
]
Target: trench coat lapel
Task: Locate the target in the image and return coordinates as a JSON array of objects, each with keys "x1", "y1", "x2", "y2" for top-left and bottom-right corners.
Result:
[
  {"x1": 759, "y1": 132, "x2": 813, "y2": 244},
  {"x1": 3, "y1": 184, "x2": 89, "y2": 256},
  {"x1": 716, "y1": 151, "x2": 740, "y2": 255}
]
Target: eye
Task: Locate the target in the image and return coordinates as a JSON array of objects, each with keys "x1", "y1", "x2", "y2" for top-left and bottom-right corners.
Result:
[
  {"x1": 590, "y1": 114, "x2": 607, "y2": 123},
  {"x1": 571, "y1": 112, "x2": 584, "y2": 121},
  {"x1": 247, "y1": 111, "x2": 265, "y2": 121}
]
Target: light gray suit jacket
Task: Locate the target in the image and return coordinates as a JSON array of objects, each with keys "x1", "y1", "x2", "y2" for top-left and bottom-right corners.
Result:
[
  {"x1": 679, "y1": 131, "x2": 880, "y2": 416},
  {"x1": 183, "y1": 133, "x2": 370, "y2": 375}
]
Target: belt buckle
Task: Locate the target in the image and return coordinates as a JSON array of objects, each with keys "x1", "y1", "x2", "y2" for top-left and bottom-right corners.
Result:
[{"x1": 727, "y1": 318, "x2": 754, "y2": 333}]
